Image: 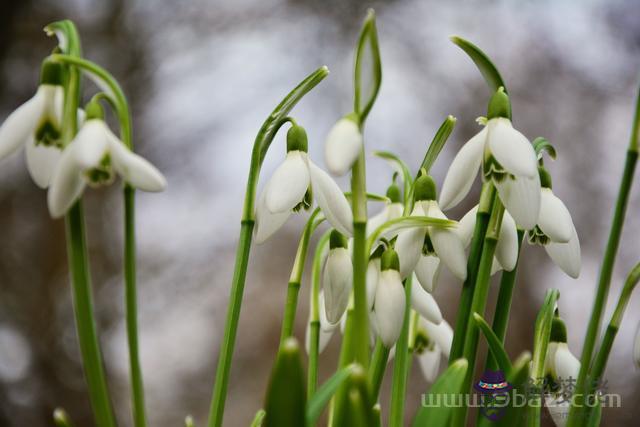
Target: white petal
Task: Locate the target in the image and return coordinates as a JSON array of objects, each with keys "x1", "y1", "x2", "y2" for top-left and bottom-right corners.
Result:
[
  {"x1": 395, "y1": 226, "x2": 425, "y2": 279},
  {"x1": 0, "y1": 88, "x2": 46, "y2": 160},
  {"x1": 418, "y1": 346, "x2": 441, "y2": 382},
  {"x1": 495, "y1": 172, "x2": 541, "y2": 230},
  {"x1": 72, "y1": 120, "x2": 110, "y2": 169},
  {"x1": 319, "y1": 291, "x2": 339, "y2": 332},
  {"x1": 538, "y1": 188, "x2": 573, "y2": 244},
  {"x1": 254, "y1": 190, "x2": 290, "y2": 244},
  {"x1": 108, "y1": 133, "x2": 167, "y2": 192},
  {"x1": 25, "y1": 137, "x2": 61, "y2": 189},
  {"x1": 422, "y1": 319, "x2": 454, "y2": 359},
  {"x1": 308, "y1": 160, "x2": 353, "y2": 236},
  {"x1": 374, "y1": 270, "x2": 406, "y2": 347},
  {"x1": 439, "y1": 127, "x2": 487, "y2": 210},
  {"x1": 456, "y1": 205, "x2": 478, "y2": 248},
  {"x1": 491, "y1": 258, "x2": 503, "y2": 276},
  {"x1": 495, "y1": 210, "x2": 519, "y2": 271},
  {"x1": 424, "y1": 201, "x2": 467, "y2": 280},
  {"x1": 545, "y1": 226, "x2": 581, "y2": 279},
  {"x1": 414, "y1": 255, "x2": 441, "y2": 293},
  {"x1": 487, "y1": 118, "x2": 537, "y2": 178},
  {"x1": 324, "y1": 118, "x2": 362, "y2": 176},
  {"x1": 47, "y1": 145, "x2": 86, "y2": 218},
  {"x1": 366, "y1": 258, "x2": 381, "y2": 311},
  {"x1": 410, "y1": 279, "x2": 442, "y2": 324},
  {"x1": 545, "y1": 395, "x2": 570, "y2": 427},
  {"x1": 323, "y1": 248, "x2": 353, "y2": 324},
  {"x1": 264, "y1": 151, "x2": 310, "y2": 213},
  {"x1": 554, "y1": 343, "x2": 580, "y2": 380},
  {"x1": 366, "y1": 205, "x2": 389, "y2": 237}
]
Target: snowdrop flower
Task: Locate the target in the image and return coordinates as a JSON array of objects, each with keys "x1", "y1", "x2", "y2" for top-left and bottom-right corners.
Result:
[
  {"x1": 414, "y1": 317, "x2": 453, "y2": 382},
  {"x1": 324, "y1": 115, "x2": 362, "y2": 176},
  {"x1": 410, "y1": 277, "x2": 442, "y2": 324},
  {"x1": 528, "y1": 168, "x2": 581, "y2": 278},
  {"x1": 47, "y1": 101, "x2": 166, "y2": 218},
  {"x1": 439, "y1": 88, "x2": 540, "y2": 229},
  {"x1": 367, "y1": 181, "x2": 404, "y2": 237},
  {"x1": 457, "y1": 205, "x2": 519, "y2": 275},
  {"x1": 373, "y1": 248, "x2": 406, "y2": 347},
  {"x1": 366, "y1": 246, "x2": 384, "y2": 311},
  {"x1": 395, "y1": 174, "x2": 467, "y2": 282},
  {"x1": 544, "y1": 395, "x2": 571, "y2": 427},
  {"x1": 0, "y1": 61, "x2": 66, "y2": 188},
  {"x1": 323, "y1": 230, "x2": 353, "y2": 324},
  {"x1": 254, "y1": 124, "x2": 353, "y2": 243}
]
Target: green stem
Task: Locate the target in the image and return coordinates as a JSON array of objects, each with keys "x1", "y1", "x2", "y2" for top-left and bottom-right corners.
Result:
[
  {"x1": 307, "y1": 231, "x2": 331, "y2": 397},
  {"x1": 485, "y1": 230, "x2": 524, "y2": 370},
  {"x1": 368, "y1": 339, "x2": 390, "y2": 402},
  {"x1": 388, "y1": 277, "x2": 413, "y2": 427},
  {"x1": 279, "y1": 209, "x2": 322, "y2": 343},
  {"x1": 207, "y1": 221, "x2": 254, "y2": 427},
  {"x1": 453, "y1": 197, "x2": 503, "y2": 427},
  {"x1": 567, "y1": 152, "x2": 638, "y2": 425},
  {"x1": 350, "y1": 149, "x2": 370, "y2": 368},
  {"x1": 449, "y1": 182, "x2": 495, "y2": 362},
  {"x1": 66, "y1": 204, "x2": 117, "y2": 427}
]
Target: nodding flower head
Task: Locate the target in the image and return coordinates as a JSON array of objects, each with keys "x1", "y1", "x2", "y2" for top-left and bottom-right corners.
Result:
[
  {"x1": 373, "y1": 247, "x2": 406, "y2": 347},
  {"x1": 324, "y1": 114, "x2": 362, "y2": 176},
  {"x1": 323, "y1": 230, "x2": 353, "y2": 324}
]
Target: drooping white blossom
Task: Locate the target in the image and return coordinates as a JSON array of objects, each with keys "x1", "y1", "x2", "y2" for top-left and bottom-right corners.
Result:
[
  {"x1": 324, "y1": 116, "x2": 363, "y2": 176},
  {"x1": 415, "y1": 317, "x2": 453, "y2": 382},
  {"x1": 373, "y1": 248, "x2": 406, "y2": 347},
  {"x1": 322, "y1": 230, "x2": 353, "y2": 324}
]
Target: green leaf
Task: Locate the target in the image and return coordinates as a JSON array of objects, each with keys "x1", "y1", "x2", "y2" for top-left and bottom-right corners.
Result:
[
  {"x1": 473, "y1": 313, "x2": 513, "y2": 374},
  {"x1": 373, "y1": 151, "x2": 413, "y2": 205},
  {"x1": 532, "y1": 137, "x2": 557, "y2": 160},
  {"x1": 331, "y1": 365, "x2": 375, "y2": 427},
  {"x1": 44, "y1": 20, "x2": 81, "y2": 56},
  {"x1": 450, "y1": 36, "x2": 506, "y2": 94},
  {"x1": 354, "y1": 9, "x2": 382, "y2": 124},
  {"x1": 419, "y1": 115, "x2": 457, "y2": 175},
  {"x1": 306, "y1": 366, "x2": 354, "y2": 425},
  {"x1": 250, "y1": 410, "x2": 266, "y2": 427},
  {"x1": 586, "y1": 399, "x2": 602, "y2": 427},
  {"x1": 494, "y1": 352, "x2": 531, "y2": 427},
  {"x1": 264, "y1": 338, "x2": 307, "y2": 427},
  {"x1": 412, "y1": 358, "x2": 468, "y2": 427}
]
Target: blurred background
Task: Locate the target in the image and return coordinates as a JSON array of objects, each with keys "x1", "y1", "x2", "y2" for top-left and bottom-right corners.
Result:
[{"x1": 1, "y1": 0, "x2": 640, "y2": 425}]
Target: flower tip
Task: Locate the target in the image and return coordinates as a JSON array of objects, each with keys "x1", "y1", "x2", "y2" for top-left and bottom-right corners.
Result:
[{"x1": 447, "y1": 115, "x2": 457, "y2": 123}]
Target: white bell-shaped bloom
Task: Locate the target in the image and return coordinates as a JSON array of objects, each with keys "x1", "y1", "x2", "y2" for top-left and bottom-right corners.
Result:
[
  {"x1": 414, "y1": 254, "x2": 441, "y2": 293},
  {"x1": 457, "y1": 205, "x2": 520, "y2": 274},
  {"x1": 323, "y1": 231, "x2": 353, "y2": 324},
  {"x1": 395, "y1": 198, "x2": 467, "y2": 281},
  {"x1": 324, "y1": 116, "x2": 362, "y2": 176},
  {"x1": 373, "y1": 248, "x2": 406, "y2": 347},
  {"x1": 546, "y1": 342, "x2": 581, "y2": 381},
  {"x1": 366, "y1": 256, "x2": 381, "y2": 311},
  {"x1": 415, "y1": 317, "x2": 453, "y2": 382},
  {"x1": 0, "y1": 79, "x2": 65, "y2": 188},
  {"x1": 439, "y1": 116, "x2": 540, "y2": 229},
  {"x1": 544, "y1": 395, "x2": 570, "y2": 427},
  {"x1": 47, "y1": 118, "x2": 166, "y2": 218},
  {"x1": 255, "y1": 125, "x2": 353, "y2": 243},
  {"x1": 410, "y1": 277, "x2": 442, "y2": 324},
  {"x1": 528, "y1": 172, "x2": 581, "y2": 279}
]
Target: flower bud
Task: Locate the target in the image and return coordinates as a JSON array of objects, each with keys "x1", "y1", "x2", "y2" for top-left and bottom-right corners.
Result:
[
  {"x1": 413, "y1": 175, "x2": 437, "y2": 202},
  {"x1": 386, "y1": 181, "x2": 402, "y2": 204},
  {"x1": 486, "y1": 86, "x2": 511, "y2": 120},
  {"x1": 374, "y1": 247, "x2": 405, "y2": 347},
  {"x1": 323, "y1": 231, "x2": 353, "y2": 324},
  {"x1": 286, "y1": 124, "x2": 308, "y2": 153},
  {"x1": 324, "y1": 115, "x2": 362, "y2": 176}
]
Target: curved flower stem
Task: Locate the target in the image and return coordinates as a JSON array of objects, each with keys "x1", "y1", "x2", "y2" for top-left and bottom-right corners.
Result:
[
  {"x1": 279, "y1": 209, "x2": 323, "y2": 343},
  {"x1": 307, "y1": 230, "x2": 331, "y2": 397},
  {"x1": 51, "y1": 51, "x2": 148, "y2": 427},
  {"x1": 49, "y1": 20, "x2": 117, "y2": 427},
  {"x1": 453, "y1": 196, "x2": 504, "y2": 427},
  {"x1": 567, "y1": 84, "x2": 640, "y2": 427},
  {"x1": 206, "y1": 67, "x2": 328, "y2": 427},
  {"x1": 368, "y1": 339, "x2": 390, "y2": 401},
  {"x1": 485, "y1": 230, "x2": 525, "y2": 371},
  {"x1": 388, "y1": 276, "x2": 413, "y2": 427},
  {"x1": 449, "y1": 182, "x2": 496, "y2": 362}
]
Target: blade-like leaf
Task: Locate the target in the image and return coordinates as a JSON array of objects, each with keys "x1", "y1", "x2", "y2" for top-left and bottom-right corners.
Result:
[
  {"x1": 306, "y1": 366, "x2": 353, "y2": 425},
  {"x1": 532, "y1": 137, "x2": 557, "y2": 161},
  {"x1": 419, "y1": 115, "x2": 457, "y2": 175},
  {"x1": 354, "y1": 9, "x2": 382, "y2": 124},
  {"x1": 331, "y1": 365, "x2": 375, "y2": 427},
  {"x1": 473, "y1": 313, "x2": 513, "y2": 374},
  {"x1": 493, "y1": 352, "x2": 531, "y2": 427},
  {"x1": 250, "y1": 410, "x2": 266, "y2": 427},
  {"x1": 586, "y1": 399, "x2": 602, "y2": 427},
  {"x1": 373, "y1": 151, "x2": 413, "y2": 205},
  {"x1": 450, "y1": 36, "x2": 506, "y2": 94},
  {"x1": 412, "y1": 358, "x2": 468, "y2": 427},
  {"x1": 264, "y1": 338, "x2": 307, "y2": 427}
]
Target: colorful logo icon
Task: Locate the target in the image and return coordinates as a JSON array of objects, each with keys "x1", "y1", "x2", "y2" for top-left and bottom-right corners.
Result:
[{"x1": 475, "y1": 370, "x2": 512, "y2": 421}]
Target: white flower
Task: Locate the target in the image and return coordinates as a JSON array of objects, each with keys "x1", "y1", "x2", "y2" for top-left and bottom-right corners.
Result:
[
  {"x1": 0, "y1": 81, "x2": 64, "y2": 188},
  {"x1": 545, "y1": 395, "x2": 570, "y2": 427},
  {"x1": 439, "y1": 117, "x2": 540, "y2": 229},
  {"x1": 415, "y1": 317, "x2": 453, "y2": 382},
  {"x1": 47, "y1": 118, "x2": 166, "y2": 218},
  {"x1": 324, "y1": 116, "x2": 362, "y2": 176},
  {"x1": 254, "y1": 126, "x2": 353, "y2": 243},
  {"x1": 546, "y1": 342, "x2": 580, "y2": 381},
  {"x1": 366, "y1": 256, "x2": 381, "y2": 311},
  {"x1": 528, "y1": 177, "x2": 581, "y2": 278},
  {"x1": 395, "y1": 199, "x2": 467, "y2": 281},
  {"x1": 457, "y1": 205, "x2": 519, "y2": 274},
  {"x1": 323, "y1": 231, "x2": 353, "y2": 324},
  {"x1": 373, "y1": 248, "x2": 406, "y2": 347},
  {"x1": 410, "y1": 277, "x2": 442, "y2": 324},
  {"x1": 414, "y1": 254, "x2": 441, "y2": 293}
]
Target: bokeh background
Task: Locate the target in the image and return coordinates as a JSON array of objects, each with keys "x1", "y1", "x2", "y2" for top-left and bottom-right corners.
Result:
[{"x1": 1, "y1": 0, "x2": 640, "y2": 425}]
